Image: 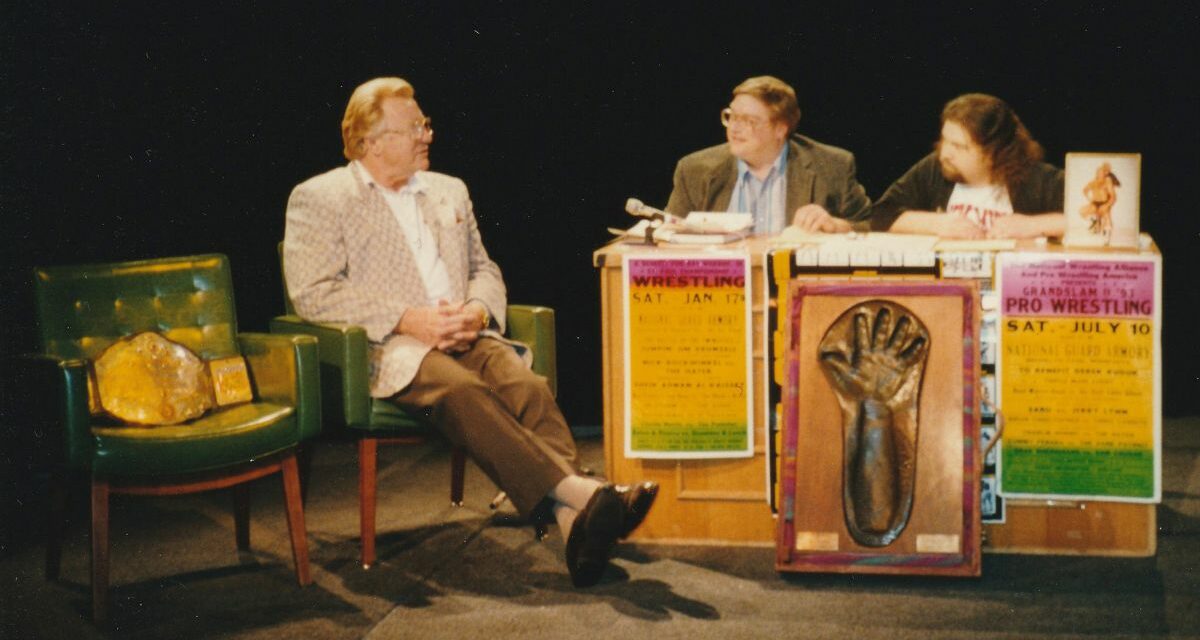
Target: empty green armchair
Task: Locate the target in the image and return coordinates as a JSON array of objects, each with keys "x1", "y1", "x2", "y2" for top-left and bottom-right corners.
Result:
[
  {"x1": 270, "y1": 245, "x2": 557, "y2": 567},
  {"x1": 25, "y1": 254, "x2": 320, "y2": 622}
]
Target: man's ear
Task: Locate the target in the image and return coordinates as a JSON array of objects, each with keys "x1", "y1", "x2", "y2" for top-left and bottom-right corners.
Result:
[{"x1": 773, "y1": 121, "x2": 790, "y2": 144}]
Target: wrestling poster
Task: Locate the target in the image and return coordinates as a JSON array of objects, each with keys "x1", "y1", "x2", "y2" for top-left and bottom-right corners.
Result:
[
  {"x1": 996, "y1": 253, "x2": 1161, "y2": 502},
  {"x1": 623, "y1": 254, "x2": 753, "y2": 458}
]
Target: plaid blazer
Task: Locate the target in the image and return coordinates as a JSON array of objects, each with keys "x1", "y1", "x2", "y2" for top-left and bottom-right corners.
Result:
[{"x1": 283, "y1": 163, "x2": 507, "y2": 397}]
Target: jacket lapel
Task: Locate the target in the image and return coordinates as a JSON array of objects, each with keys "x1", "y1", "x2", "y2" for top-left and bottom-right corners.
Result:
[
  {"x1": 708, "y1": 140, "x2": 815, "y2": 217},
  {"x1": 346, "y1": 163, "x2": 434, "y2": 300},
  {"x1": 705, "y1": 154, "x2": 737, "y2": 211},
  {"x1": 414, "y1": 189, "x2": 443, "y2": 254},
  {"x1": 785, "y1": 139, "x2": 815, "y2": 215},
  {"x1": 349, "y1": 163, "x2": 407, "y2": 242},
  {"x1": 414, "y1": 180, "x2": 468, "y2": 300}
]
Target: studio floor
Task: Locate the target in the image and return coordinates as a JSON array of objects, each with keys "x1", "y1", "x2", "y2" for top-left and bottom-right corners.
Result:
[{"x1": 2, "y1": 418, "x2": 1198, "y2": 639}]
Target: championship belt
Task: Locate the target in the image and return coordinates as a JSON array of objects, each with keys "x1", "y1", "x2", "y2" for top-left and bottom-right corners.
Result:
[{"x1": 89, "y1": 332, "x2": 252, "y2": 426}]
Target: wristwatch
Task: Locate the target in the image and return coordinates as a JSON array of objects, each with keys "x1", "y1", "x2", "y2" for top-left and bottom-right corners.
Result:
[{"x1": 477, "y1": 305, "x2": 490, "y2": 330}]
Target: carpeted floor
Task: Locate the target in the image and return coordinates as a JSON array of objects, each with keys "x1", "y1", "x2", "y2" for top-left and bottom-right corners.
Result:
[{"x1": 2, "y1": 418, "x2": 1197, "y2": 639}]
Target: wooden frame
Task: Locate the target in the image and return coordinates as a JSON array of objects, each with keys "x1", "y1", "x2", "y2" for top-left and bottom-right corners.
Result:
[{"x1": 776, "y1": 281, "x2": 981, "y2": 576}]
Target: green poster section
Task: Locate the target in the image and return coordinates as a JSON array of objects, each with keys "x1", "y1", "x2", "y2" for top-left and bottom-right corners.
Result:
[
  {"x1": 1001, "y1": 447, "x2": 1155, "y2": 498},
  {"x1": 630, "y1": 423, "x2": 748, "y2": 452}
]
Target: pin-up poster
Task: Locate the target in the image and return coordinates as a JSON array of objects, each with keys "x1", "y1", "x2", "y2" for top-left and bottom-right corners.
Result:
[
  {"x1": 623, "y1": 254, "x2": 753, "y2": 458},
  {"x1": 1063, "y1": 153, "x2": 1142, "y2": 249},
  {"x1": 996, "y1": 253, "x2": 1161, "y2": 502}
]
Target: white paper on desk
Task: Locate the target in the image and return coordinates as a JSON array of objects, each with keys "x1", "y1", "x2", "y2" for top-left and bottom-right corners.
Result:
[
  {"x1": 608, "y1": 218, "x2": 748, "y2": 244},
  {"x1": 793, "y1": 245, "x2": 820, "y2": 266},
  {"x1": 856, "y1": 232, "x2": 938, "y2": 267},
  {"x1": 939, "y1": 252, "x2": 993, "y2": 278},
  {"x1": 681, "y1": 212, "x2": 754, "y2": 233},
  {"x1": 935, "y1": 238, "x2": 1017, "y2": 251},
  {"x1": 608, "y1": 219, "x2": 654, "y2": 239},
  {"x1": 818, "y1": 243, "x2": 851, "y2": 266},
  {"x1": 780, "y1": 231, "x2": 939, "y2": 268},
  {"x1": 775, "y1": 226, "x2": 828, "y2": 244}
]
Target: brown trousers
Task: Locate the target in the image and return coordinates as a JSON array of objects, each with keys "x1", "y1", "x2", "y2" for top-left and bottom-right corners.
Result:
[{"x1": 389, "y1": 338, "x2": 577, "y2": 516}]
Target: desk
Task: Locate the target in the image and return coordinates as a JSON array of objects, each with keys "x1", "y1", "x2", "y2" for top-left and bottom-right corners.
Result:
[
  {"x1": 595, "y1": 237, "x2": 1159, "y2": 555},
  {"x1": 596, "y1": 239, "x2": 777, "y2": 544}
]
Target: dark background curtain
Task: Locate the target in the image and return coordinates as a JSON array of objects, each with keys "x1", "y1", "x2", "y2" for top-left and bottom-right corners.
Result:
[{"x1": 2, "y1": 3, "x2": 1196, "y2": 430}]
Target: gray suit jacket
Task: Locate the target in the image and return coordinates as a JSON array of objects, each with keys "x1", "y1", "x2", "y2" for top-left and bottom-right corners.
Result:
[
  {"x1": 283, "y1": 163, "x2": 507, "y2": 397},
  {"x1": 664, "y1": 135, "x2": 872, "y2": 224}
]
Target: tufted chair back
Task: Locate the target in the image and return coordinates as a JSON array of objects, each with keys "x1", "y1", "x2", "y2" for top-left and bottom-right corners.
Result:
[
  {"x1": 27, "y1": 254, "x2": 321, "y2": 623},
  {"x1": 34, "y1": 254, "x2": 241, "y2": 361}
]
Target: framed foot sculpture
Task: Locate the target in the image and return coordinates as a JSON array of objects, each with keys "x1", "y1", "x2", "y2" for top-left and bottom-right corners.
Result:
[
  {"x1": 819, "y1": 301, "x2": 930, "y2": 548},
  {"x1": 776, "y1": 281, "x2": 981, "y2": 577}
]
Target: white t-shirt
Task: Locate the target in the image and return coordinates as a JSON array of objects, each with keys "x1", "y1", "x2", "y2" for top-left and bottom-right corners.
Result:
[{"x1": 946, "y1": 183, "x2": 1013, "y2": 232}]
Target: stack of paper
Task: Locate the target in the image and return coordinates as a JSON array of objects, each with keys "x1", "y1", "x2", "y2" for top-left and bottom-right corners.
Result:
[{"x1": 610, "y1": 212, "x2": 754, "y2": 245}]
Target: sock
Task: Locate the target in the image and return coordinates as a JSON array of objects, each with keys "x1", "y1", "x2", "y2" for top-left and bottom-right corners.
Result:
[
  {"x1": 549, "y1": 474, "x2": 603, "y2": 511},
  {"x1": 547, "y1": 475, "x2": 606, "y2": 542},
  {"x1": 554, "y1": 503, "x2": 578, "y2": 542}
]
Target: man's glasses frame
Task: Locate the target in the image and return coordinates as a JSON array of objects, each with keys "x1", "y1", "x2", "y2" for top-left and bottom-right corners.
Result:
[
  {"x1": 377, "y1": 116, "x2": 434, "y2": 139},
  {"x1": 720, "y1": 108, "x2": 768, "y2": 132}
]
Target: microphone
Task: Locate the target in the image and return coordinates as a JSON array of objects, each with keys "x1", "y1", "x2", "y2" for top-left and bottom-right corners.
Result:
[{"x1": 625, "y1": 198, "x2": 678, "y2": 222}]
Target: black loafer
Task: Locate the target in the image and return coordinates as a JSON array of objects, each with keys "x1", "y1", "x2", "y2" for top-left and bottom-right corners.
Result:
[
  {"x1": 565, "y1": 484, "x2": 624, "y2": 587},
  {"x1": 615, "y1": 481, "x2": 659, "y2": 539},
  {"x1": 527, "y1": 497, "x2": 555, "y2": 542}
]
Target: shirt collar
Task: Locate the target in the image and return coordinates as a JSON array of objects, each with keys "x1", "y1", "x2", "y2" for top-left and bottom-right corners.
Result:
[
  {"x1": 356, "y1": 160, "x2": 428, "y2": 195},
  {"x1": 735, "y1": 143, "x2": 789, "y2": 182}
]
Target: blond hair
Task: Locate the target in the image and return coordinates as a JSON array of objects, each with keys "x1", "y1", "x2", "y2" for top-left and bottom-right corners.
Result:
[
  {"x1": 732, "y1": 76, "x2": 801, "y2": 133},
  {"x1": 341, "y1": 77, "x2": 415, "y2": 160}
]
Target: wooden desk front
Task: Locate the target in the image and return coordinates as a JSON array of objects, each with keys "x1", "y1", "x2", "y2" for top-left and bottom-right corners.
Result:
[
  {"x1": 596, "y1": 240, "x2": 776, "y2": 544},
  {"x1": 594, "y1": 239, "x2": 1157, "y2": 555}
]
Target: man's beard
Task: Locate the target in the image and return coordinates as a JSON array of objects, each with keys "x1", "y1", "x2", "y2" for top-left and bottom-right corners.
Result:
[{"x1": 940, "y1": 158, "x2": 965, "y2": 183}]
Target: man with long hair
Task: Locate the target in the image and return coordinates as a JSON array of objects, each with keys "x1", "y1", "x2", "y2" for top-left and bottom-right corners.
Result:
[{"x1": 871, "y1": 93, "x2": 1064, "y2": 239}]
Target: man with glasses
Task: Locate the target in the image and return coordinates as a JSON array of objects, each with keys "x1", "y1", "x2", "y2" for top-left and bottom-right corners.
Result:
[
  {"x1": 665, "y1": 75, "x2": 871, "y2": 234},
  {"x1": 284, "y1": 77, "x2": 657, "y2": 588}
]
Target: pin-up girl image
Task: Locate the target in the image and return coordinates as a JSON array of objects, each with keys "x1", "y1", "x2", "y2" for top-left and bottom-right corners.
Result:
[{"x1": 1079, "y1": 162, "x2": 1121, "y2": 236}]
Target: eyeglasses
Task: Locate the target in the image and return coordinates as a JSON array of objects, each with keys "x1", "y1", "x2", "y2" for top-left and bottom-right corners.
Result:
[
  {"x1": 377, "y1": 116, "x2": 433, "y2": 139},
  {"x1": 720, "y1": 108, "x2": 767, "y2": 132}
]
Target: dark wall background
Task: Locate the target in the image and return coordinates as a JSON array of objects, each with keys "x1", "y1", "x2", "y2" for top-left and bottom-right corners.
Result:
[{"x1": 2, "y1": 3, "x2": 1197, "y2": 426}]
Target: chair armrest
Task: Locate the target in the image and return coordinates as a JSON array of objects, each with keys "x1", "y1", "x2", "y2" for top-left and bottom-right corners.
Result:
[
  {"x1": 268, "y1": 314, "x2": 371, "y2": 427},
  {"x1": 237, "y1": 332, "x2": 321, "y2": 442},
  {"x1": 10, "y1": 353, "x2": 94, "y2": 469},
  {"x1": 506, "y1": 305, "x2": 557, "y2": 397}
]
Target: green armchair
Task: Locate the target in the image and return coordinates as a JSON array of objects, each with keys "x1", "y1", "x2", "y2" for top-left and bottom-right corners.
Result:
[
  {"x1": 270, "y1": 246, "x2": 558, "y2": 568},
  {"x1": 26, "y1": 254, "x2": 320, "y2": 622}
]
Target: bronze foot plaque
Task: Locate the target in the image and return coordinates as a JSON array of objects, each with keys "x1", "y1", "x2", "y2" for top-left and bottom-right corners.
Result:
[{"x1": 818, "y1": 301, "x2": 929, "y2": 547}]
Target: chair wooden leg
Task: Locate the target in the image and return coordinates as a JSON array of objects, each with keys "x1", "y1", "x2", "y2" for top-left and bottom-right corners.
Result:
[
  {"x1": 297, "y1": 442, "x2": 315, "y2": 506},
  {"x1": 450, "y1": 446, "x2": 466, "y2": 507},
  {"x1": 45, "y1": 469, "x2": 68, "y2": 581},
  {"x1": 280, "y1": 452, "x2": 311, "y2": 586},
  {"x1": 90, "y1": 478, "x2": 110, "y2": 623},
  {"x1": 233, "y1": 483, "x2": 251, "y2": 552},
  {"x1": 358, "y1": 438, "x2": 378, "y2": 569}
]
